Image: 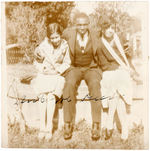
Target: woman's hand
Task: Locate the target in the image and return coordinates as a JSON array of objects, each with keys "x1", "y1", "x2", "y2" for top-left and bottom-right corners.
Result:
[
  {"x1": 35, "y1": 53, "x2": 45, "y2": 63},
  {"x1": 43, "y1": 67, "x2": 59, "y2": 75}
]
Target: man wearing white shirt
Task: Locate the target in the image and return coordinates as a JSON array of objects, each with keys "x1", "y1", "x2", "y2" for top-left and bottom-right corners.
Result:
[{"x1": 62, "y1": 12, "x2": 106, "y2": 140}]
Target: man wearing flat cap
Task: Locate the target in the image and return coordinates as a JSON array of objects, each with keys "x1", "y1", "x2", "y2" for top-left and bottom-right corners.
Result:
[{"x1": 62, "y1": 12, "x2": 106, "y2": 140}]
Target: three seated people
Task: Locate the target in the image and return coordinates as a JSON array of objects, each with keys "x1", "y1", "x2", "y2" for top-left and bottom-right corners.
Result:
[{"x1": 33, "y1": 12, "x2": 137, "y2": 142}]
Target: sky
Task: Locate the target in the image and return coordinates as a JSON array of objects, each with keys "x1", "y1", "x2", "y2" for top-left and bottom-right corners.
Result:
[
  {"x1": 74, "y1": 1, "x2": 148, "y2": 19},
  {"x1": 75, "y1": 1, "x2": 98, "y2": 15}
]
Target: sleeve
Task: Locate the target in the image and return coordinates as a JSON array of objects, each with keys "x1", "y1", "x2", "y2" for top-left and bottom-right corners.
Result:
[
  {"x1": 62, "y1": 28, "x2": 70, "y2": 41},
  {"x1": 97, "y1": 38, "x2": 121, "y2": 71},
  {"x1": 34, "y1": 41, "x2": 46, "y2": 63},
  {"x1": 54, "y1": 44, "x2": 71, "y2": 74},
  {"x1": 97, "y1": 48, "x2": 120, "y2": 71},
  {"x1": 97, "y1": 43, "x2": 109, "y2": 71}
]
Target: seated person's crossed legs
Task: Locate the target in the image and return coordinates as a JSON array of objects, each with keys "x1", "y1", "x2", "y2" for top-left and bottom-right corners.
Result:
[{"x1": 101, "y1": 69, "x2": 132, "y2": 142}]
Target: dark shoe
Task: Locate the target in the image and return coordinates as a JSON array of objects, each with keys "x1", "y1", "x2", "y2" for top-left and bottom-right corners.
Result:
[
  {"x1": 105, "y1": 129, "x2": 113, "y2": 140},
  {"x1": 91, "y1": 122, "x2": 100, "y2": 141},
  {"x1": 103, "y1": 108, "x2": 108, "y2": 113},
  {"x1": 64, "y1": 122, "x2": 73, "y2": 140},
  {"x1": 121, "y1": 138, "x2": 128, "y2": 144},
  {"x1": 20, "y1": 75, "x2": 34, "y2": 84}
]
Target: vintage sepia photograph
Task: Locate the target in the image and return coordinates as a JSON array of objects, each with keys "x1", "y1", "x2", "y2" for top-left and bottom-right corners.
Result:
[{"x1": 1, "y1": 1, "x2": 149, "y2": 149}]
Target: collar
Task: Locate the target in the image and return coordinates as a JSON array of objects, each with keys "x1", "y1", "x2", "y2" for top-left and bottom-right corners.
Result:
[
  {"x1": 67, "y1": 28, "x2": 98, "y2": 55},
  {"x1": 76, "y1": 31, "x2": 89, "y2": 48}
]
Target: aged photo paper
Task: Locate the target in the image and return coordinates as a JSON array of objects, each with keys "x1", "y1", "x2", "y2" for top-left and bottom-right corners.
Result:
[{"x1": 1, "y1": 1, "x2": 149, "y2": 149}]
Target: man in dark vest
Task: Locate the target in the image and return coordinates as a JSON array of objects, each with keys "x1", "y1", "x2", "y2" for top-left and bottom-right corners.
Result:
[{"x1": 62, "y1": 12, "x2": 105, "y2": 140}]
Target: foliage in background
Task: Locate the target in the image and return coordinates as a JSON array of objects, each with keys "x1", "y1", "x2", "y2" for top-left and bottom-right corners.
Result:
[
  {"x1": 6, "y1": 1, "x2": 141, "y2": 63},
  {"x1": 6, "y1": 2, "x2": 75, "y2": 63},
  {"x1": 89, "y1": 1, "x2": 141, "y2": 36},
  {"x1": 88, "y1": 1, "x2": 142, "y2": 58}
]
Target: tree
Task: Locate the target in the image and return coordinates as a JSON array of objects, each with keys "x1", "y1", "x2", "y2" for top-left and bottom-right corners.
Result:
[
  {"x1": 90, "y1": 1, "x2": 141, "y2": 35},
  {"x1": 5, "y1": 2, "x2": 75, "y2": 63}
]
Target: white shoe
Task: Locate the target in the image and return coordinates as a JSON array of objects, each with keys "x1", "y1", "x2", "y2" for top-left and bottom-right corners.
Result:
[
  {"x1": 45, "y1": 132, "x2": 52, "y2": 141},
  {"x1": 121, "y1": 132, "x2": 128, "y2": 141},
  {"x1": 38, "y1": 131, "x2": 45, "y2": 140}
]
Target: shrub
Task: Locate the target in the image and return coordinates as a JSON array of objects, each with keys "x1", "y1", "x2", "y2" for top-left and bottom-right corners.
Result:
[{"x1": 5, "y1": 2, "x2": 74, "y2": 63}]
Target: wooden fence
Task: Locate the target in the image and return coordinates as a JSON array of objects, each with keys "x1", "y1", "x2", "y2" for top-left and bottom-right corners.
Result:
[{"x1": 6, "y1": 44, "x2": 24, "y2": 64}]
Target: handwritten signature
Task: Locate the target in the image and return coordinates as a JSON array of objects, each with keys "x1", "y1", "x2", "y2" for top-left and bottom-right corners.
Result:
[
  {"x1": 14, "y1": 95, "x2": 38, "y2": 105},
  {"x1": 56, "y1": 94, "x2": 115, "y2": 104},
  {"x1": 13, "y1": 94, "x2": 115, "y2": 105},
  {"x1": 80, "y1": 94, "x2": 113, "y2": 102}
]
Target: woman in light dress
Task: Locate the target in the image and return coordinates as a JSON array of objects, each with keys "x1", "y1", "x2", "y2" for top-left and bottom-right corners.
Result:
[
  {"x1": 98, "y1": 18, "x2": 134, "y2": 142},
  {"x1": 32, "y1": 23, "x2": 71, "y2": 141}
]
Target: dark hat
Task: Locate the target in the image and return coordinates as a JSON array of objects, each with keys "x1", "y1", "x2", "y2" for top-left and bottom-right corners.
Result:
[{"x1": 99, "y1": 15, "x2": 113, "y2": 30}]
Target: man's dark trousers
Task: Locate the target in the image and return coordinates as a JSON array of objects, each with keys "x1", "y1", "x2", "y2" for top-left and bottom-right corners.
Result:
[{"x1": 63, "y1": 66, "x2": 102, "y2": 125}]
